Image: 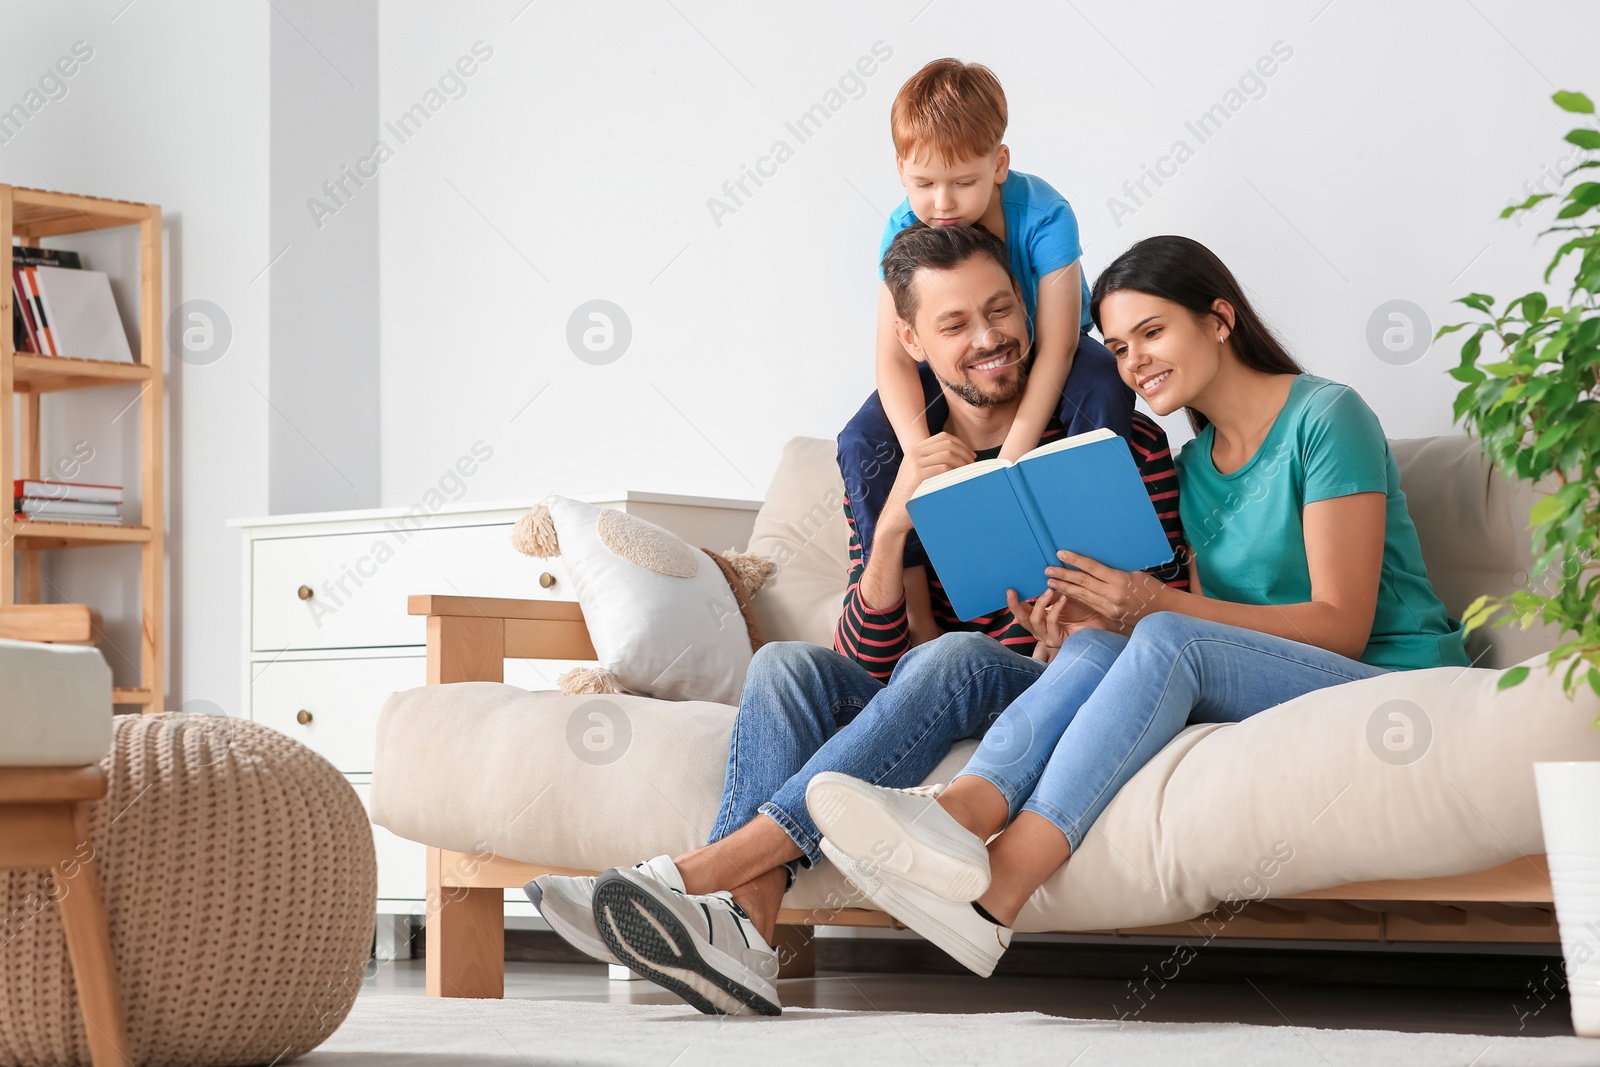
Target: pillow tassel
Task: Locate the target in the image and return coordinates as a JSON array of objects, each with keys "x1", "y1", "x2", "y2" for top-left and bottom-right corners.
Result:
[
  {"x1": 558, "y1": 665, "x2": 626, "y2": 696},
  {"x1": 511, "y1": 503, "x2": 561, "y2": 558},
  {"x1": 719, "y1": 549, "x2": 778, "y2": 596}
]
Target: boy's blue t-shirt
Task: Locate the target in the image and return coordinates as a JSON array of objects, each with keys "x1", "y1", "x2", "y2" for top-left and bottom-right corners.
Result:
[
  {"x1": 1173, "y1": 374, "x2": 1471, "y2": 671},
  {"x1": 879, "y1": 169, "x2": 1094, "y2": 331}
]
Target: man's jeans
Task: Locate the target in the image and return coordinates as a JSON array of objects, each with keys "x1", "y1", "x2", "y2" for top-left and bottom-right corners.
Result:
[
  {"x1": 708, "y1": 633, "x2": 1046, "y2": 866},
  {"x1": 958, "y1": 612, "x2": 1393, "y2": 852}
]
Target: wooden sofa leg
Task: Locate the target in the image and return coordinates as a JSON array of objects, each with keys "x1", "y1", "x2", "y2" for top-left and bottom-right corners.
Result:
[
  {"x1": 425, "y1": 847, "x2": 504, "y2": 998},
  {"x1": 773, "y1": 924, "x2": 816, "y2": 979}
]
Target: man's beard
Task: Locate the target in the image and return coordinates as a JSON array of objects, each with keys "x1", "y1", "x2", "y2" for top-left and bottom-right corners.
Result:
[{"x1": 933, "y1": 341, "x2": 1030, "y2": 408}]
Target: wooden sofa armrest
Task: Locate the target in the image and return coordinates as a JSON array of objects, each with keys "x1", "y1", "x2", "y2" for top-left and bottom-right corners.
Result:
[{"x1": 407, "y1": 594, "x2": 597, "y2": 684}]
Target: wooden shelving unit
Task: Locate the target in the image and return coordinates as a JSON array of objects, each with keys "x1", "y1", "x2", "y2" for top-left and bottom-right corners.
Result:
[{"x1": 1, "y1": 185, "x2": 164, "y2": 709}]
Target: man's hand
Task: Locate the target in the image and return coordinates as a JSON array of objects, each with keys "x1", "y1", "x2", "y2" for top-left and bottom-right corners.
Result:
[
  {"x1": 1005, "y1": 587, "x2": 1108, "y2": 664},
  {"x1": 877, "y1": 432, "x2": 977, "y2": 537}
]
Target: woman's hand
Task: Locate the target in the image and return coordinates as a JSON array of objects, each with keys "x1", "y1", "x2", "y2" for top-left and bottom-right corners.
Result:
[{"x1": 1045, "y1": 551, "x2": 1168, "y2": 630}]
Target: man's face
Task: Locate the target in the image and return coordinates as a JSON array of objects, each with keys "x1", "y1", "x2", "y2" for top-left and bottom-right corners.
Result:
[
  {"x1": 897, "y1": 254, "x2": 1031, "y2": 409},
  {"x1": 896, "y1": 146, "x2": 1008, "y2": 228}
]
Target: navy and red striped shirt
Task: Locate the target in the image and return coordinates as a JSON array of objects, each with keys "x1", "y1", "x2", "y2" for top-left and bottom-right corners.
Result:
[{"x1": 833, "y1": 411, "x2": 1189, "y2": 682}]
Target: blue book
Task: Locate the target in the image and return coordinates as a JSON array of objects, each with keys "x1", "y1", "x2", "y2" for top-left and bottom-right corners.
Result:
[{"x1": 904, "y1": 429, "x2": 1173, "y2": 621}]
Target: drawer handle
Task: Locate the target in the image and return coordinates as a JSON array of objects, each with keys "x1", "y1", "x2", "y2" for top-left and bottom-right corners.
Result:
[
  {"x1": 539, "y1": 572, "x2": 557, "y2": 589},
  {"x1": 296, "y1": 709, "x2": 313, "y2": 725},
  {"x1": 297, "y1": 585, "x2": 314, "y2": 600}
]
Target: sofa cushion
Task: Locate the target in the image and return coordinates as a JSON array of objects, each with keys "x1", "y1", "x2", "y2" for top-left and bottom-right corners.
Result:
[
  {"x1": 0, "y1": 638, "x2": 112, "y2": 766},
  {"x1": 1388, "y1": 436, "x2": 1582, "y2": 668},
  {"x1": 372, "y1": 684, "x2": 738, "y2": 870},
  {"x1": 371, "y1": 649, "x2": 1600, "y2": 929},
  {"x1": 746, "y1": 437, "x2": 850, "y2": 647}
]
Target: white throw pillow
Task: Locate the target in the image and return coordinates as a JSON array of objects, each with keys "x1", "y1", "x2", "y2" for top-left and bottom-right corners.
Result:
[{"x1": 530, "y1": 496, "x2": 756, "y2": 705}]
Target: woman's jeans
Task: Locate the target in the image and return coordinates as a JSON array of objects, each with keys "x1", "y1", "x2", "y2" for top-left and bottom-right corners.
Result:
[
  {"x1": 710, "y1": 633, "x2": 1046, "y2": 866},
  {"x1": 958, "y1": 612, "x2": 1393, "y2": 851}
]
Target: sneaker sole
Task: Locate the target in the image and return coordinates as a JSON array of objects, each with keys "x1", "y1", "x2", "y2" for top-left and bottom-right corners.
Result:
[
  {"x1": 820, "y1": 840, "x2": 1003, "y2": 978},
  {"x1": 524, "y1": 879, "x2": 619, "y2": 967},
  {"x1": 807, "y1": 773, "x2": 990, "y2": 902},
  {"x1": 591, "y1": 871, "x2": 781, "y2": 1017}
]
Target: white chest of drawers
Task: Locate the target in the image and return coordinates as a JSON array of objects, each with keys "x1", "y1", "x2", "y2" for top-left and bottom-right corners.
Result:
[{"x1": 229, "y1": 492, "x2": 761, "y2": 947}]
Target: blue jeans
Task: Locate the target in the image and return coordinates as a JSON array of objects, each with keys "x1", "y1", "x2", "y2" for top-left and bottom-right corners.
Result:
[
  {"x1": 710, "y1": 633, "x2": 1046, "y2": 867},
  {"x1": 958, "y1": 612, "x2": 1393, "y2": 851}
]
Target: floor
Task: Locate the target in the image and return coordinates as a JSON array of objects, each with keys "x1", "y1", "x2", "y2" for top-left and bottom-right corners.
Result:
[{"x1": 363, "y1": 956, "x2": 1579, "y2": 1038}]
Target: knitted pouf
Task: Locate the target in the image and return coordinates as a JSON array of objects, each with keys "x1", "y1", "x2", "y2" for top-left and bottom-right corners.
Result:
[{"x1": 0, "y1": 713, "x2": 377, "y2": 1067}]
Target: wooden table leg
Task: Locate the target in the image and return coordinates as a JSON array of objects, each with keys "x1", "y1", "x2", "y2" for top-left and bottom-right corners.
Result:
[{"x1": 53, "y1": 805, "x2": 130, "y2": 1067}]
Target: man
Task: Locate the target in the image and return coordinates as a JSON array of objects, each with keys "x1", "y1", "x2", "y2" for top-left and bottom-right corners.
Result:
[{"x1": 528, "y1": 224, "x2": 1188, "y2": 1016}]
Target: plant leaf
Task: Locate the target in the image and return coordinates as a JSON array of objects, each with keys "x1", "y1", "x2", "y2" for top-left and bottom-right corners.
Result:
[
  {"x1": 1523, "y1": 492, "x2": 1561, "y2": 531},
  {"x1": 1501, "y1": 193, "x2": 1554, "y2": 218},
  {"x1": 1554, "y1": 90, "x2": 1595, "y2": 113},
  {"x1": 1497, "y1": 665, "x2": 1531, "y2": 691},
  {"x1": 1568, "y1": 128, "x2": 1600, "y2": 150}
]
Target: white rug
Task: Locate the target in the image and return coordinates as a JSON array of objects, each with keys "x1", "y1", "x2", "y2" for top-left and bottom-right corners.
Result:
[{"x1": 302, "y1": 996, "x2": 1596, "y2": 1066}]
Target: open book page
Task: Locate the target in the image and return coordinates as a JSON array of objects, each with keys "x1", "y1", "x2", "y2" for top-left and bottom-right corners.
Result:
[
  {"x1": 1018, "y1": 426, "x2": 1116, "y2": 464},
  {"x1": 907, "y1": 428, "x2": 1119, "y2": 500}
]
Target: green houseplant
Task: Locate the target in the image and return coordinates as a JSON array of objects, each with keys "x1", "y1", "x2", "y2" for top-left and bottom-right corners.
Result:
[
  {"x1": 1443, "y1": 89, "x2": 1600, "y2": 705},
  {"x1": 1442, "y1": 89, "x2": 1600, "y2": 1038}
]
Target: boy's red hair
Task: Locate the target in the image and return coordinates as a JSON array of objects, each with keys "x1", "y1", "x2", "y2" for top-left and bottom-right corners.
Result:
[{"x1": 891, "y1": 58, "x2": 1008, "y2": 165}]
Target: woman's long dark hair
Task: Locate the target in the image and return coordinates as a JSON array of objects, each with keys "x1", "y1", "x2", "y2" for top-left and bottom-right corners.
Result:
[{"x1": 1089, "y1": 235, "x2": 1304, "y2": 435}]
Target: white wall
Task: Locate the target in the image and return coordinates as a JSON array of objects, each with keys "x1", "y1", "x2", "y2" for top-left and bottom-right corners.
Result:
[
  {"x1": 3, "y1": 0, "x2": 271, "y2": 711},
  {"x1": 374, "y1": 0, "x2": 1598, "y2": 510},
  {"x1": 269, "y1": 0, "x2": 381, "y2": 515}
]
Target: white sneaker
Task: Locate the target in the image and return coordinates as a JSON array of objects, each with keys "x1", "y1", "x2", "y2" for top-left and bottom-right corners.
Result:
[
  {"x1": 524, "y1": 855, "x2": 684, "y2": 968},
  {"x1": 592, "y1": 857, "x2": 782, "y2": 1016},
  {"x1": 806, "y1": 771, "x2": 991, "y2": 901},
  {"x1": 821, "y1": 838, "x2": 1012, "y2": 978}
]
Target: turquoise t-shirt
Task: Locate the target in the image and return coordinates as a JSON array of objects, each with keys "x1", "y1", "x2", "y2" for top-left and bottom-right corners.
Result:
[
  {"x1": 1173, "y1": 374, "x2": 1470, "y2": 671},
  {"x1": 879, "y1": 169, "x2": 1094, "y2": 331}
]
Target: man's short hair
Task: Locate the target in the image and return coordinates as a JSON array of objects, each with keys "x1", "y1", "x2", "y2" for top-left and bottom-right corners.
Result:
[
  {"x1": 880, "y1": 222, "x2": 1017, "y2": 324},
  {"x1": 890, "y1": 58, "x2": 1007, "y2": 165}
]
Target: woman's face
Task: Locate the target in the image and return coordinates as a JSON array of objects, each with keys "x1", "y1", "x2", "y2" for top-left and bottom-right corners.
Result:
[{"x1": 1097, "y1": 291, "x2": 1230, "y2": 418}]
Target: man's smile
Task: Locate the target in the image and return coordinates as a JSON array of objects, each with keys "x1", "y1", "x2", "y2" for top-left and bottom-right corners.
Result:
[{"x1": 964, "y1": 343, "x2": 1022, "y2": 377}]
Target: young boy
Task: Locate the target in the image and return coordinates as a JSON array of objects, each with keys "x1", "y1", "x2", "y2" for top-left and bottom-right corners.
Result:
[{"x1": 841, "y1": 57, "x2": 1134, "y2": 568}]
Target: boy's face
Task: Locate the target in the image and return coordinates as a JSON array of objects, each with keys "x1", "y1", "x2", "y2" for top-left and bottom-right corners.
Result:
[{"x1": 896, "y1": 145, "x2": 1010, "y2": 228}]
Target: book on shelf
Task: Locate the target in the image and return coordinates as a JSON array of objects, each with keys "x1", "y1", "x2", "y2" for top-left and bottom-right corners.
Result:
[
  {"x1": 10, "y1": 248, "x2": 80, "y2": 356},
  {"x1": 13, "y1": 479, "x2": 123, "y2": 505},
  {"x1": 18, "y1": 267, "x2": 55, "y2": 354},
  {"x1": 7, "y1": 249, "x2": 137, "y2": 362},
  {"x1": 903, "y1": 428, "x2": 1173, "y2": 621},
  {"x1": 14, "y1": 497, "x2": 122, "y2": 521},
  {"x1": 31, "y1": 266, "x2": 133, "y2": 361}
]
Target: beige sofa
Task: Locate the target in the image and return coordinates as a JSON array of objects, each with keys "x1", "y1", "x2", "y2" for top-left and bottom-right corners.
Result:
[{"x1": 371, "y1": 435, "x2": 1600, "y2": 998}]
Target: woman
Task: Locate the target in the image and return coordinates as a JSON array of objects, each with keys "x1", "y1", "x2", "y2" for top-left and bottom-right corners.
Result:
[{"x1": 806, "y1": 234, "x2": 1470, "y2": 976}]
